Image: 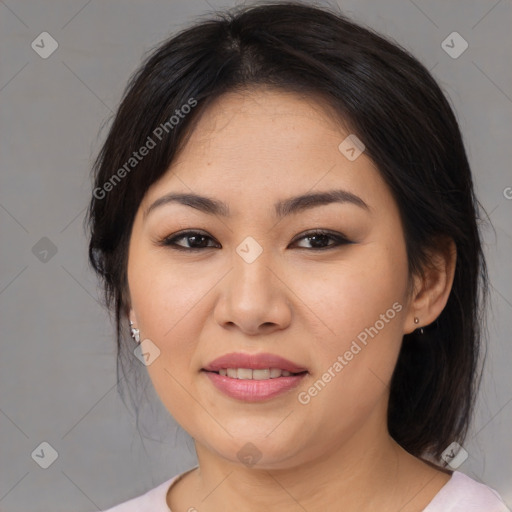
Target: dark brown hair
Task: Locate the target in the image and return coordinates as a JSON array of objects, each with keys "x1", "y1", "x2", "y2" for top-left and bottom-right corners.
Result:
[{"x1": 86, "y1": 1, "x2": 488, "y2": 462}]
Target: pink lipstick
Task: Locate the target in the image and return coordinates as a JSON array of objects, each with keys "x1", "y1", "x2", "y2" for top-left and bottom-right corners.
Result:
[{"x1": 202, "y1": 352, "x2": 308, "y2": 402}]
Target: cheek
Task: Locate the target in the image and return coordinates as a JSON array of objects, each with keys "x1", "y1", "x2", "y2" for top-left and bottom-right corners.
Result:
[
  {"x1": 129, "y1": 249, "x2": 211, "y2": 339},
  {"x1": 291, "y1": 242, "x2": 408, "y2": 417},
  {"x1": 293, "y1": 272, "x2": 406, "y2": 443},
  {"x1": 128, "y1": 256, "x2": 209, "y2": 421},
  {"x1": 293, "y1": 242, "x2": 408, "y2": 353},
  {"x1": 127, "y1": 250, "x2": 222, "y2": 409}
]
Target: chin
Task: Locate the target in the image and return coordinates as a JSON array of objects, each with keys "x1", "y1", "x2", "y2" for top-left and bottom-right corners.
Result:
[{"x1": 197, "y1": 430, "x2": 309, "y2": 471}]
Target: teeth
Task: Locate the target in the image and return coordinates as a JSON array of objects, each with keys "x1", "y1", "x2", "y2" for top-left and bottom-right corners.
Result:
[
  {"x1": 270, "y1": 368, "x2": 283, "y2": 378},
  {"x1": 237, "y1": 368, "x2": 253, "y2": 380},
  {"x1": 217, "y1": 368, "x2": 298, "y2": 379},
  {"x1": 252, "y1": 369, "x2": 270, "y2": 380}
]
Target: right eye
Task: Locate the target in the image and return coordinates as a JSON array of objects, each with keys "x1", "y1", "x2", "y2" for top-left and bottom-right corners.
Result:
[{"x1": 157, "y1": 230, "x2": 220, "y2": 251}]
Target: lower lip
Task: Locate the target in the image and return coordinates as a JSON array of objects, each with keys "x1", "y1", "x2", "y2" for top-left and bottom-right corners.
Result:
[{"x1": 202, "y1": 371, "x2": 307, "y2": 402}]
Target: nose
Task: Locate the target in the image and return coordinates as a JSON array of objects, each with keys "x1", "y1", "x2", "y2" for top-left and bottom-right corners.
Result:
[{"x1": 213, "y1": 244, "x2": 292, "y2": 336}]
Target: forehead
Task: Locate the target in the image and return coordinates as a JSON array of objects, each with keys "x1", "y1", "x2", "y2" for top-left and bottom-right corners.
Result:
[
  {"x1": 141, "y1": 88, "x2": 391, "y2": 216},
  {"x1": 180, "y1": 87, "x2": 347, "y2": 159}
]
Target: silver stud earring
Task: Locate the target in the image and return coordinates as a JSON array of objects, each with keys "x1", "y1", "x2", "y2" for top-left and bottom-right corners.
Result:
[{"x1": 129, "y1": 321, "x2": 141, "y2": 343}]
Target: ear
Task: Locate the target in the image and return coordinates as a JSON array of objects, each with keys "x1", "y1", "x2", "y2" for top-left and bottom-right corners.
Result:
[{"x1": 403, "y1": 237, "x2": 457, "y2": 334}]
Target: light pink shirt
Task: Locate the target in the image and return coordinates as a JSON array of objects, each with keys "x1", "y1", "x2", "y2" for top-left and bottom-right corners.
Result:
[{"x1": 99, "y1": 466, "x2": 510, "y2": 511}]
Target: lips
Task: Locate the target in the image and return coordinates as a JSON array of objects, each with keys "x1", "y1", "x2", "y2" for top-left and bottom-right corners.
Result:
[
  {"x1": 201, "y1": 352, "x2": 308, "y2": 402},
  {"x1": 202, "y1": 352, "x2": 308, "y2": 374}
]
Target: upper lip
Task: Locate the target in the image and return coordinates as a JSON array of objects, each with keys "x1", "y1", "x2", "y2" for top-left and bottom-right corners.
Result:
[{"x1": 202, "y1": 352, "x2": 308, "y2": 373}]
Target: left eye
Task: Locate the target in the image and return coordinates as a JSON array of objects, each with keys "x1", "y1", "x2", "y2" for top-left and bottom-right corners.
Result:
[
  {"x1": 291, "y1": 230, "x2": 352, "y2": 249},
  {"x1": 158, "y1": 229, "x2": 352, "y2": 251}
]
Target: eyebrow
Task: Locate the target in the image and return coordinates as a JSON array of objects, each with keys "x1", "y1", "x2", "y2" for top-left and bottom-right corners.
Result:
[{"x1": 144, "y1": 189, "x2": 370, "y2": 220}]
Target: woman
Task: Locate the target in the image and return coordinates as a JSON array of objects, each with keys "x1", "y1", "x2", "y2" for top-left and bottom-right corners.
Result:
[{"x1": 86, "y1": 2, "x2": 509, "y2": 511}]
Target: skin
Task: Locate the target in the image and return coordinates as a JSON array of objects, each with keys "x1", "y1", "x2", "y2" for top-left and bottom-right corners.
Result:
[{"x1": 126, "y1": 88, "x2": 456, "y2": 512}]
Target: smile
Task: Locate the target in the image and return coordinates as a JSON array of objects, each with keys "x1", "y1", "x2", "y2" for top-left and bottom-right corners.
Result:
[{"x1": 215, "y1": 368, "x2": 303, "y2": 379}]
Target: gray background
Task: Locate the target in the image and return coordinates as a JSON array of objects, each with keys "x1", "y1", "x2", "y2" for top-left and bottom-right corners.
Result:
[{"x1": 1, "y1": 0, "x2": 511, "y2": 510}]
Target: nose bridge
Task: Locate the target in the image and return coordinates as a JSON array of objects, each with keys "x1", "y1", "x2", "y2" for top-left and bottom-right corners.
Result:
[
  {"x1": 231, "y1": 235, "x2": 275, "y2": 297},
  {"x1": 214, "y1": 234, "x2": 291, "y2": 333}
]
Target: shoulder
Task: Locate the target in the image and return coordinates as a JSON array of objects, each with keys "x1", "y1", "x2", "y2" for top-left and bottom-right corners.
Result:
[
  {"x1": 423, "y1": 471, "x2": 510, "y2": 512},
  {"x1": 99, "y1": 474, "x2": 180, "y2": 512}
]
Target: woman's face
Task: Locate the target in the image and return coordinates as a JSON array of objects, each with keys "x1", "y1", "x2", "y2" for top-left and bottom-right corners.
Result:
[{"x1": 127, "y1": 88, "x2": 417, "y2": 469}]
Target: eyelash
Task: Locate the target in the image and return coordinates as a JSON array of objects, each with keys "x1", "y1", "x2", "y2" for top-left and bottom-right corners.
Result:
[{"x1": 157, "y1": 229, "x2": 353, "y2": 252}]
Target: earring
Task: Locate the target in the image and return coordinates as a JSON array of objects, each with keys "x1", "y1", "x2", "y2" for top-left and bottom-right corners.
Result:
[
  {"x1": 129, "y1": 320, "x2": 141, "y2": 343},
  {"x1": 414, "y1": 317, "x2": 424, "y2": 335}
]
